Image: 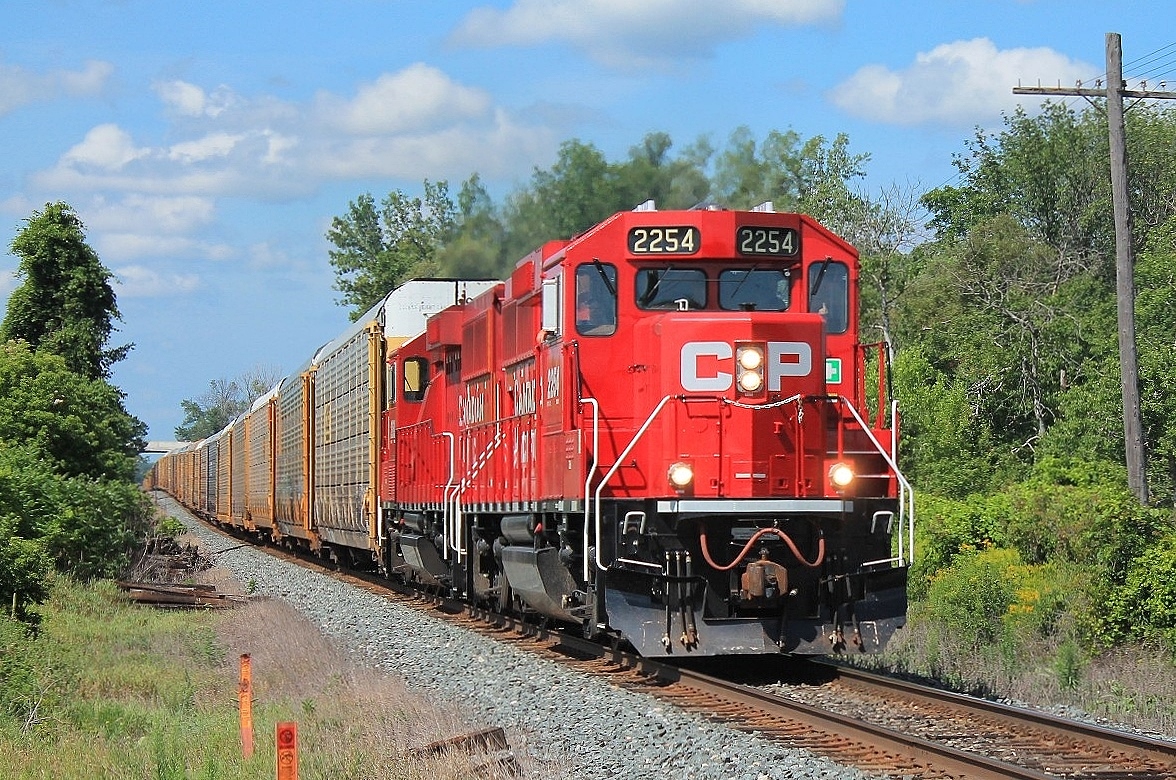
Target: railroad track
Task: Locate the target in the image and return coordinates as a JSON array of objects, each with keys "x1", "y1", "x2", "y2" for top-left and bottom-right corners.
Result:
[
  {"x1": 178, "y1": 509, "x2": 1176, "y2": 780},
  {"x1": 315, "y1": 566, "x2": 1176, "y2": 778}
]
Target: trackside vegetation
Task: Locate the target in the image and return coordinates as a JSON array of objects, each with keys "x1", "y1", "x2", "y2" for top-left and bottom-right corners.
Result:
[
  {"x1": 0, "y1": 578, "x2": 517, "y2": 780},
  {"x1": 0, "y1": 203, "x2": 150, "y2": 621}
]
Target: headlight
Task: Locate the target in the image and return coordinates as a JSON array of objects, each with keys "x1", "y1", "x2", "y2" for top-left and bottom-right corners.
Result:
[
  {"x1": 738, "y1": 370, "x2": 763, "y2": 392},
  {"x1": 737, "y1": 346, "x2": 763, "y2": 370},
  {"x1": 828, "y1": 462, "x2": 855, "y2": 490},
  {"x1": 668, "y1": 462, "x2": 694, "y2": 489},
  {"x1": 736, "y1": 344, "x2": 764, "y2": 395}
]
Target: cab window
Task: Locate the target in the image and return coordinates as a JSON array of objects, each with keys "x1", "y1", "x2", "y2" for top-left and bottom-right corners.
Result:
[
  {"x1": 808, "y1": 260, "x2": 849, "y2": 334},
  {"x1": 402, "y1": 357, "x2": 429, "y2": 402},
  {"x1": 719, "y1": 268, "x2": 791, "y2": 311},
  {"x1": 575, "y1": 263, "x2": 617, "y2": 336},
  {"x1": 635, "y1": 268, "x2": 706, "y2": 310}
]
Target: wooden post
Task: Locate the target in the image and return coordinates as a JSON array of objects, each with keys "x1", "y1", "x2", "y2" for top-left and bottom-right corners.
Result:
[
  {"x1": 276, "y1": 722, "x2": 298, "y2": 780},
  {"x1": 238, "y1": 654, "x2": 253, "y2": 758},
  {"x1": 1105, "y1": 33, "x2": 1148, "y2": 505}
]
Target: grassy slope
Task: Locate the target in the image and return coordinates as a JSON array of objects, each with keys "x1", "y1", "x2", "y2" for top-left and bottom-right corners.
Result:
[{"x1": 0, "y1": 577, "x2": 526, "y2": 780}]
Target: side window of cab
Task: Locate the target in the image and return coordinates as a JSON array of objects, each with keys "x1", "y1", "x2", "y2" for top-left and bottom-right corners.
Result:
[
  {"x1": 575, "y1": 263, "x2": 617, "y2": 336},
  {"x1": 808, "y1": 260, "x2": 849, "y2": 334},
  {"x1": 402, "y1": 357, "x2": 429, "y2": 402}
]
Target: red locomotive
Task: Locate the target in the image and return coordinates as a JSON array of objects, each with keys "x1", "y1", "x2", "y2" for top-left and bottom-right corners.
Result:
[{"x1": 149, "y1": 202, "x2": 913, "y2": 657}]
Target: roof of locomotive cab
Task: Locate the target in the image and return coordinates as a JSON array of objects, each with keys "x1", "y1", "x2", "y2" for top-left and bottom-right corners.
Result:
[{"x1": 535, "y1": 206, "x2": 858, "y2": 272}]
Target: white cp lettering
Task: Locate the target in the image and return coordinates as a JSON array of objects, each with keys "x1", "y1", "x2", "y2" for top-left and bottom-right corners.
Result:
[{"x1": 681, "y1": 341, "x2": 813, "y2": 392}]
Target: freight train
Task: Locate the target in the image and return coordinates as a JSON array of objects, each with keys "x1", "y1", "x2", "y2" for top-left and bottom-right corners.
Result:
[{"x1": 147, "y1": 202, "x2": 914, "y2": 657}]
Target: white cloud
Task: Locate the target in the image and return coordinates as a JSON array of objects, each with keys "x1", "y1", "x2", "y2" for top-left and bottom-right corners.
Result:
[
  {"x1": 247, "y1": 242, "x2": 293, "y2": 270},
  {"x1": 828, "y1": 38, "x2": 1094, "y2": 126},
  {"x1": 113, "y1": 264, "x2": 202, "y2": 298},
  {"x1": 37, "y1": 62, "x2": 552, "y2": 200},
  {"x1": 98, "y1": 232, "x2": 234, "y2": 263},
  {"x1": 85, "y1": 195, "x2": 217, "y2": 235},
  {"x1": 155, "y1": 80, "x2": 240, "y2": 118},
  {"x1": 308, "y1": 108, "x2": 556, "y2": 180},
  {"x1": 167, "y1": 132, "x2": 247, "y2": 164},
  {"x1": 0, "y1": 58, "x2": 113, "y2": 117},
  {"x1": 59, "y1": 60, "x2": 115, "y2": 95},
  {"x1": 314, "y1": 64, "x2": 491, "y2": 135},
  {"x1": 450, "y1": 0, "x2": 843, "y2": 68},
  {"x1": 62, "y1": 124, "x2": 150, "y2": 170}
]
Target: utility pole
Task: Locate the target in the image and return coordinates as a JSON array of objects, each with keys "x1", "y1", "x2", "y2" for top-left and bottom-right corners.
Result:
[{"x1": 1014, "y1": 32, "x2": 1176, "y2": 506}]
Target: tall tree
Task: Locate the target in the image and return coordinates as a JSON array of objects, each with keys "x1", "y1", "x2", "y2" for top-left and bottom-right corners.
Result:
[
  {"x1": 710, "y1": 126, "x2": 870, "y2": 215},
  {"x1": 922, "y1": 103, "x2": 1112, "y2": 281},
  {"x1": 613, "y1": 131, "x2": 711, "y2": 211},
  {"x1": 0, "y1": 341, "x2": 145, "y2": 482},
  {"x1": 173, "y1": 366, "x2": 283, "y2": 441},
  {"x1": 433, "y1": 174, "x2": 510, "y2": 278},
  {"x1": 1, "y1": 202, "x2": 130, "y2": 380},
  {"x1": 326, "y1": 181, "x2": 457, "y2": 319}
]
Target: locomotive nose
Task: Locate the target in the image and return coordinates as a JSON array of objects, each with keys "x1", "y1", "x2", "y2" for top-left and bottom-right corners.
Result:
[{"x1": 629, "y1": 313, "x2": 827, "y2": 499}]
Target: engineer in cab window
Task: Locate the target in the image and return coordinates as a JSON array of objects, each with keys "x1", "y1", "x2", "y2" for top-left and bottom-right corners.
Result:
[
  {"x1": 576, "y1": 263, "x2": 617, "y2": 336},
  {"x1": 808, "y1": 260, "x2": 849, "y2": 334}
]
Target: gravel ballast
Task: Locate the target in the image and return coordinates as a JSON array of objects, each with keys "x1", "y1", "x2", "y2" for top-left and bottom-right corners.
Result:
[{"x1": 158, "y1": 495, "x2": 878, "y2": 780}]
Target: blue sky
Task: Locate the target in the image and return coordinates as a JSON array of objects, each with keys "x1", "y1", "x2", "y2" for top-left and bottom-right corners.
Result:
[{"x1": 1, "y1": 0, "x2": 1173, "y2": 441}]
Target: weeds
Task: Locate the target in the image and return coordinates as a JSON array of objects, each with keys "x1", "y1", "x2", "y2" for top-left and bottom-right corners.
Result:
[{"x1": 0, "y1": 575, "x2": 531, "y2": 780}]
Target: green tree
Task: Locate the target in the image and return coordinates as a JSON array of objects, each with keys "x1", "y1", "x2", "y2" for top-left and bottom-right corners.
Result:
[
  {"x1": 173, "y1": 367, "x2": 281, "y2": 442},
  {"x1": 326, "y1": 181, "x2": 457, "y2": 319},
  {"x1": 0, "y1": 342, "x2": 145, "y2": 483},
  {"x1": 1134, "y1": 218, "x2": 1176, "y2": 505},
  {"x1": 1, "y1": 202, "x2": 130, "y2": 380},
  {"x1": 922, "y1": 103, "x2": 1111, "y2": 275},
  {"x1": 613, "y1": 131, "x2": 712, "y2": 211},
  {"x1": 0, "y1": 441, "x2": 148, "y2": 586},
  {"x1": 502, "y1": 140, "x2": 622, "y2": 261},
  {"x1": 710, "y1": 126, "x2": 870, "y2": 215},
  {"x1": 433, "y1": 174, "x2": 510, "y2": 278}
]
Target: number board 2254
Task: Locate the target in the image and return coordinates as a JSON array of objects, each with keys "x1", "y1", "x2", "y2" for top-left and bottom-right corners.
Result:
[{"x1": 627, "y1": 226, "x2": 700, "y2": 254}]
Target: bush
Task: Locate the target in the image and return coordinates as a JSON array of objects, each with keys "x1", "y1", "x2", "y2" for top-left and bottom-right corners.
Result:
[
  {"x1": 1002, "y1": 458, "x2": 1160, "y2": 575},
  {"x1": 0, "y1": 613, "x2": 43, "y2": 727},
  {"x1": 1094, "y1": 533, "x2": 1176, "y2": 653},
  {"x1": 924, "y1": 547, "x2": 1019, "y2": 650},
  {"x1": 0, "y1": 342, "x2": 144, "y2": 483},
  {"x1": 910, "y1": 492, "x2": 1008, "y2": 599},
  {"x1": 0, "y1": 443, "x2": 151, "y2": 588},
  {"x1": 922, "y1": 546, "x2": 1082, "y2": 652},
  {"x1": 0, "y1": 518, "x2": 51, "y2": 621}
]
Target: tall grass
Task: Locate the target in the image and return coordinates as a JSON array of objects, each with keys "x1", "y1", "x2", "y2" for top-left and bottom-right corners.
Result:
[
  {"x1": 858, "y1": 615, "x2": 1176, "y2": 737},
  {"x1": 0, "y1": 577, "x2": 531, "y2": 779}
]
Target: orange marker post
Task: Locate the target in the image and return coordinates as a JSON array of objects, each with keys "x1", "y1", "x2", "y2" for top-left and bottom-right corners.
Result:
[
  {"x1": 276, "y1": 722, "x2": 298, "y2": 780},
  {"x1": 239, "y1": 654, "x2": 254, "y2": 758}
]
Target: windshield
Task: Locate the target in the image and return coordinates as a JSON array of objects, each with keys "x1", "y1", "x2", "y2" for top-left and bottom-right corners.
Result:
[
  {"x1": 635, "y1": 268, "x2": 706, "y2": 310},
  {"x1": 718, "y1": 268, "x2": 790, "y2": 311}
]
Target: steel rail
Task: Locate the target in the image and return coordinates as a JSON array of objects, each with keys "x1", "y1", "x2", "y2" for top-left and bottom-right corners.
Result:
[{"x1": 823, "y1": 661, "x2": 1176, "y2": 767}]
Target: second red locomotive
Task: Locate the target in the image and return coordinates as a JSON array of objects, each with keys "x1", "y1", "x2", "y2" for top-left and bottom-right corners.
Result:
[{"x1": 150, "y1": 202, "x2": 913, "y2": 657}]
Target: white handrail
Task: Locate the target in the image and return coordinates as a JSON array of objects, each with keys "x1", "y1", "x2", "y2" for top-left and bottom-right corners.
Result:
[
  {"x1": 593, "y1": 395, "x2": 674, "y2": 572},
  {"x1": 450, "y1": 423, "x2": 505, "y2": 558},
  {"x1": 440, "y1": 431, "x2": 456, "y2": 559},
  {"x1": 838, "y1": 396, "x2": 915, "y2": 566},
  {"x1": 580, "y1": 397, "x2": 600, "y2": 582}
]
